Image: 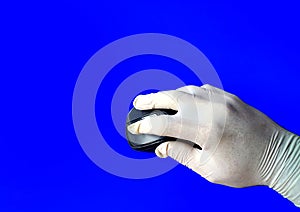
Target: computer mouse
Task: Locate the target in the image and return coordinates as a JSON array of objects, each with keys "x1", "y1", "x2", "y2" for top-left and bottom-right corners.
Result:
[
  {"x1": 125, "y1": 108, "x2": 177, "y2": 152},
  {"x1": 126, "y1": 108, "x2": 201, "y2": 152}
]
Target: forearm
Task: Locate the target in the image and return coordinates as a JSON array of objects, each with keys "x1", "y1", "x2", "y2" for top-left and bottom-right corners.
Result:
[{"x1": 259, "y1": 129, "x2": 300, "y2": 207}]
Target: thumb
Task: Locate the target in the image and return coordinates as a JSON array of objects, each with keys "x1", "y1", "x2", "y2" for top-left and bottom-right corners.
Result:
[{"x1": 155, "y1": 141, "x2": 201, "y2": 167}]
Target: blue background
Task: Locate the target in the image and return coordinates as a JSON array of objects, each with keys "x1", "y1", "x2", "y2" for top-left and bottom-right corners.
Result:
[{"x1": 1, "y1": 1, "x2": 300, "y2": 211}]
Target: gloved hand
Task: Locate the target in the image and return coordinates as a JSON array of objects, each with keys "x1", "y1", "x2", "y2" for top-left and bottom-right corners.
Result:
[{"x1": 128, "y1": 84, "x2": 300, "y2": 207}]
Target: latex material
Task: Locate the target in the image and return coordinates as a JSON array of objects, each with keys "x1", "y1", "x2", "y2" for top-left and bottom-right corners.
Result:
[
  {"x1": 127, "y1": 84, "x2": 300, "y2": 207},
  {"x1": 126, "y1": 108, "x2": 177, "y2": 152},
  {"x1": 258, "y1": 130, "x2": 300, "y2": 207}
]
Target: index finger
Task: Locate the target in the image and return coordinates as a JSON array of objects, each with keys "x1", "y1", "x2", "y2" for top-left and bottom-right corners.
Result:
[{"x1": 133, "y1": 90, "x2": 180, "y2": 111}]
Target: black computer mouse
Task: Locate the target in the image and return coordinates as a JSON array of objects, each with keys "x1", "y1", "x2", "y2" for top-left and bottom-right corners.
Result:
[{"x1": 126, "y1": 108, "x2": 177, "y2": 152}]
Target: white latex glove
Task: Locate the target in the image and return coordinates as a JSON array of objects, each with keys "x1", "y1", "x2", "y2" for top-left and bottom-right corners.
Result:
[{"x1": 128, "y1": 84, "x2": 300, "y2": 207}]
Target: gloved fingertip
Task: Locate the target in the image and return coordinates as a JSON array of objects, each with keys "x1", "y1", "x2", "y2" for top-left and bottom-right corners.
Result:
[
  {"x1": 155, "y1": 142, "x2": 169, "y2": 158},
  {"x1": 133, "y1": 95, "x2": 152, "y2": 110},
  {"x1": 127, "y1": 122, "x2": 140, "y2": 134}
]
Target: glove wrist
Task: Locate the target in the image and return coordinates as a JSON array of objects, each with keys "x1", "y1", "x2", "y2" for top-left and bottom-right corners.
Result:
[{"x1": 258, "y1": 129, "x2": 300, "y2": 207}]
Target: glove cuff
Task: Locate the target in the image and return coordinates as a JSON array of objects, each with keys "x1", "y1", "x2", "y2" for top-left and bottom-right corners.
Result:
[{"x1": 258, "y1": 129, "x2": 300, "y2": 207}]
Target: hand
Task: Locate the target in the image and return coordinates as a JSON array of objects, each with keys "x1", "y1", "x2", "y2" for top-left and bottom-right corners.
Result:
[{"x1": 128, "y1": 84, "x2": 300, "y2": 207}]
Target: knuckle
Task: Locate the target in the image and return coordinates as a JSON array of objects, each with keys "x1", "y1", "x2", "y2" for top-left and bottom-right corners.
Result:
[
  {"x1": 228, "y1": 92, "x2": 240, "y2": 101},
  {"x1": 201, "y1": 84, "x2": 213, "y2": 89},
  {"x1": 225, "y1": 93, "x2": 241, "y2": 108},
  {"x1": 184, "y1": 85, "x2": 199, "y2": 91},
  {"x1": 225, "y1": 100, "x2": 238, "y2": 114},
  {"x1": 224, "y1": 95, "x2": 245, "y2": 117}
]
